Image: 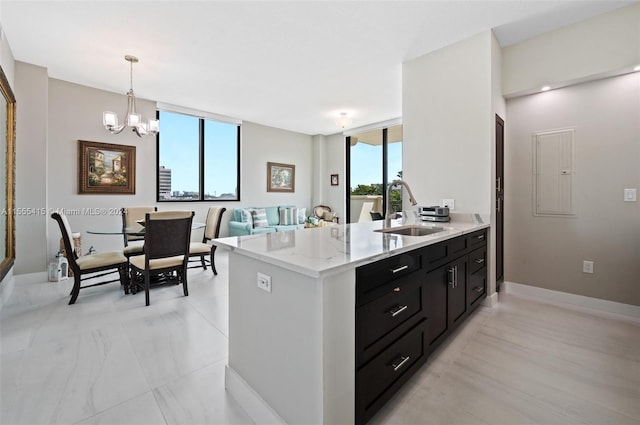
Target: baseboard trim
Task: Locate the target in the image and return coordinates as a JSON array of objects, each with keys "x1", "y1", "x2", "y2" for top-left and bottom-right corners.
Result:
[
  {"x1": 15, "y1": 271, "x2": 48, "y2": 285},
  {"x1": 504, "y1": 281, "x2": 640, "y2": 320},
  {"x1": 225, "y1": 365, "x2": 286, "y2": 425},
  {"x1": 482, "y1": 292, "x2": 499, "y2": 308}
]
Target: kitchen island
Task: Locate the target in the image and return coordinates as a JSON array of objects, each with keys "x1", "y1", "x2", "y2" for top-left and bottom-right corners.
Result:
[{"x1": 213, "y1": 215, "x2": 489, "y2": 425}]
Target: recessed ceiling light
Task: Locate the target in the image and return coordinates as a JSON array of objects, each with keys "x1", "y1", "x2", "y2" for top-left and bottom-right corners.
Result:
[
  {"x1": 541, "y1": 86, "x2": 551, "y2": 92},
  {"x1": 634, "y1": 65, "x2": 640, "y2": 72}
]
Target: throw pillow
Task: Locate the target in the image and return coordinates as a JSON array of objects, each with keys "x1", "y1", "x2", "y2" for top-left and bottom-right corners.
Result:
[
  {"x1": 251, "y1": 208, "x2": 269, "y2": 228},
  {"x1": 240, "y1": 209, "x2": 253, "y2": 226},
  {"x1": 298, "y1": 208, "x2": 306, "y2": 224},
  {"x1": 323, "y1": 211, "x2": 336, "y2": 221},
  {"x1": 279, "y1": 207, "x2": 298, "y2": 226}
]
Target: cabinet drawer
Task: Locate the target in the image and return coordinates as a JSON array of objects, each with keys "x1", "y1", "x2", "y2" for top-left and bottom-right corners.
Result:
[
  {"x1": 467, "y1": 229, "x2": 487, "y2": 249},
  {"x1": 356, "y1": 251, "x2": 421, "y2": 306},
  {"x1": 468, "y1": 246, "x2": 487, "y2": 275},
  {"x1": 356, "y1": 277, "x2": 423, "y2": 354},
  {"x1": 468, "y1": 269, "x2": 486, "y2": 306},
  {"x1": 356, "y1": 319, "x2": 427, "y2": 417},
  {"x1": 448, "y1": 235, "x2": 467, "y2": 257},
  {"x1": 421, "y1": 239, "x2": 449, "y2": 272}
]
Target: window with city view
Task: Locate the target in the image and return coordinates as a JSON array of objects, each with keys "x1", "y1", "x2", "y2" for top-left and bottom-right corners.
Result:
[{"x1": 157, "y1": 110, "x2": 240, "y2": 201}]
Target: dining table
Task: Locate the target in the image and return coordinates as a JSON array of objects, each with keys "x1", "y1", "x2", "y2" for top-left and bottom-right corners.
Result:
[
  {"x1": 86, "y1": 221, "x2": 206, "y2": 236},
  {"x1": 86, "y1": 221, "x2": 207, "y2": 293}
]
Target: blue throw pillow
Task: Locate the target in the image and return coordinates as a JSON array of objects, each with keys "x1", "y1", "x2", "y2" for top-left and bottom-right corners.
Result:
[{"x1": 239, "y1": 209, "x2": 253, "y2": 226}]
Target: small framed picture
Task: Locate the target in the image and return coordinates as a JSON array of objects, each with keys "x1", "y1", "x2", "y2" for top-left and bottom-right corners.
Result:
[{"x1": 330, "y1": 174, "x2": 339, "y2": 186}]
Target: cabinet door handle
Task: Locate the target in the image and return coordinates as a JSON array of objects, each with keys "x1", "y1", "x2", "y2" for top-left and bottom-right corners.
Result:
[
  {"x1": 474, "y1": 258, "x2": 485, "y2": 265},
  {"x1": 454, "y1": 265, "x2": 458, "y2": 288},
  {"x1": 448, "y1": 267, "x2": 455, "y2": 287},
  {"x1": 388, "y1": 304, "x2": 408, "y2": 317},
  {"x1": 497, "y1": 177, "x2": 501, "y2": 192},
  {"x1": 391, "y1": 355, "x2": 411, "y2": 372},
  {"x1": 497, "y1": 198, "x2": 501, "y2": 213},
  {"x1": 390, "y1": 265, "x2": 409, "y2": 274},
  {"x1": 473, "y1": 286, "x2": 484, "y2": 293},
  {"x1": 476, "y1": 234, "x2": 485, "y2": 240}
]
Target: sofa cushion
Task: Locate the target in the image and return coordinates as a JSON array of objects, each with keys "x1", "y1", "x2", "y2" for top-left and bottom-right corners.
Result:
[
  {"x1": 279, "y1": 207, "x2": 298, "y2": 225},
  {"x1": 298, "y1": 207, "x2": 306, "y2": 224},
  {"x1": 252, "y1": 227, "x2": 277, "y2": 235},
  {"x1": 251, "y1": 208, "x2": 269, "y2": 228},
  {"x1": 265, "y1": 206, "x2": 280, "y2": 226},
  {"x1": 274, "y1": 224, "x2": 304, "y2": 232}
]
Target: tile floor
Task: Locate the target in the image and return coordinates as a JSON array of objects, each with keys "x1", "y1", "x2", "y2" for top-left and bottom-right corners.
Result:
[{"x1": 2, "y1": 250, "x2": 639, "y2": 425}]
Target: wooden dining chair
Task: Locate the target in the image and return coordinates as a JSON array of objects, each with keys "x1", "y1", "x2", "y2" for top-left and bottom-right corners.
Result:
[
  {"x1": 188, "y1": 207, "x2": 226, "y2": 274},
  {"x1": 121, "y1": 206, "x2": 157, "y2": 260},
  {"x1": 51, "y1": 212, "x2": 129, "y2": 304},
  {"x1": 129, "y1": 211, "x2": 194, "y2": 306}
]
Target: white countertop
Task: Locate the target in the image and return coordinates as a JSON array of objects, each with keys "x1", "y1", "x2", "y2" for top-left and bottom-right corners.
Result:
[{"x1": 213, "y1": 213, "x2": 489, "y2": 278}]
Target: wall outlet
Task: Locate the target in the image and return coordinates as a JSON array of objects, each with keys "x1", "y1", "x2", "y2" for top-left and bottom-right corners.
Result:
[
  {"x1": 257, "y1": 272, "x2": 272, "y2": 293},
  {"x1": 582, "y1": 260, "x2": 594, "y2": 274},
  {"x1": 442, "y1": 199, "x2": 455, "y2": 211}
]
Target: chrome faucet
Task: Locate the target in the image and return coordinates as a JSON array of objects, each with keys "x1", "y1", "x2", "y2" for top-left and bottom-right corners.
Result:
[{"x1": 385, "y1": 179, "x2": 418, "y2": 227}]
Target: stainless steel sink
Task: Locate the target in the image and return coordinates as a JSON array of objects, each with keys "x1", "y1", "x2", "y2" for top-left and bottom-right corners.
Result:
[{"x1": 374, "y1": 225, "x2": 448, "y2": 237}]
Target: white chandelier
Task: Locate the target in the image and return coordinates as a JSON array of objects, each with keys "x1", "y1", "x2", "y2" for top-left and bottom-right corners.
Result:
[
  {"x1": 335, "y1": 112, "x2": 352, "y2": 129},
  {"x1": 103, "y1": 55, "x2": 159, "y2": 137}
]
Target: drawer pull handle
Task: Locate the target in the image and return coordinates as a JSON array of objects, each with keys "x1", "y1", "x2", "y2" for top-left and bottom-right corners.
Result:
[
  {"x1": 390, "y1": 265, "x2": 409, "y2": 274},
  {"x1": 473, "y1": 286, "x2": 484, "y2": 293},
  {"x1": 393, "y1": 287, "x2": 401, "y2": 292},
  {"x1": 476, "y1": 234, "x2": 485, "y2": 240},
  {"x1": 391, "y1": 355, "x2": 411, "y2": 372},
  {"x1": 389, "y1": 305, "x2": 408, "y2": 317},
  {"x1": 474, "y1": 258, "x2": 485, "y2": 264}
]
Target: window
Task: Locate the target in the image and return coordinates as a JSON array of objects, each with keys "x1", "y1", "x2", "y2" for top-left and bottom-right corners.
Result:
[
  {"x1": 346, "y1": 124, "x2": 403, "y2": 223},
  {"x1": 156, "y1": 110, "x2": 240, "y2": 201}
]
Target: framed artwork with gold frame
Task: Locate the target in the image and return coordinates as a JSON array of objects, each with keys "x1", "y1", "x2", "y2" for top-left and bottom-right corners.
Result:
[
  {"x1": 0, "y1": 63, "x2": 15, "y2": 283},
  {"x1": 78, "y1": 140, "x2": 136, "y2": 194}
]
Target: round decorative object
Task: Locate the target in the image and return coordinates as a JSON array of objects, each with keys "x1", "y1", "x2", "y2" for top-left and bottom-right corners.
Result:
[{"x1": 313, "y1": 205, "x2": 331, "y2": 219}]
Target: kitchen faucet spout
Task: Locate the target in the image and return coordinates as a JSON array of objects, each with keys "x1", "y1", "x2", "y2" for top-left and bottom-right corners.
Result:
[{"x1": 385, "y1": 179, "x2": 418, "y2": 227}]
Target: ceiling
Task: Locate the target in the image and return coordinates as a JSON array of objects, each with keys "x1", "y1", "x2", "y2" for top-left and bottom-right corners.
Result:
[{"x1": 1, "y1": 1, "x2": 635, "y2": 136}]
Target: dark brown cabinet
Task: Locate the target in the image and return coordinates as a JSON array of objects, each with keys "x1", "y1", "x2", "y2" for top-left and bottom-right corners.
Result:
[{"x1": 355, "y1": 228, "x2": 487, "y2": 425}]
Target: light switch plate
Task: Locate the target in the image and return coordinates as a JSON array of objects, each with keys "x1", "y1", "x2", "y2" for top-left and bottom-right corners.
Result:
[
  {"x1": 442, "y1": 199, "x2": 455, "y2": 210},
  {"x1": 624, "y1": 188, "x2": 636, "y2": 202}
]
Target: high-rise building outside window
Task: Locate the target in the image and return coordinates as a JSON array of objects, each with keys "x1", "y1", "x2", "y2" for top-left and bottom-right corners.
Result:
[{"x1": 156, "y1": 109, "x2": 240, "y2": 201}]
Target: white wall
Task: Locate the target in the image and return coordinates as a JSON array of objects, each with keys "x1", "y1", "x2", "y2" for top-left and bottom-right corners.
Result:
[
  {"x1": 489, "y1": 32, "x2": 506, "y2": 294},
  {"x1": 7, "y1": 74, "x2": 314, "y2": 273},
  {"x1": 505, "y1": 73, "x2": 640, "y2": 306},
  {"x1": 15, "y1": 62, "x2": 48, "y2": 274},
  {"x1": 322, "y1": 133, "x2": 346, "y2": 222},
  {"x1": 502, "y1": 3, "x2": 640, "y2": 97},
  {"x1": 238, "y1": 121, "x2": 313, "y2": 214},
  {"x1": 403, "y1": 31, "x2": 493, "y2": 214}
]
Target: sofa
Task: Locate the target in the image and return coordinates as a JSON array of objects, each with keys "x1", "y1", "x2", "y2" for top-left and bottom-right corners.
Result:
[{"x1": 228, "y1": 205, "x2": 306, "y2": 236}]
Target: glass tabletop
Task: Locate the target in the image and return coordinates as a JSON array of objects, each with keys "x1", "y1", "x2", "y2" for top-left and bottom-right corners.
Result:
[{"x1": 86, "y1": 222, "x2": 206, "y2": 235}]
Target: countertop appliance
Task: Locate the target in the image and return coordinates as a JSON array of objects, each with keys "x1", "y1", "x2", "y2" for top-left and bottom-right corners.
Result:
[{"x1": 418, "y1": 205, "x2": 450, "y2": 222}]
